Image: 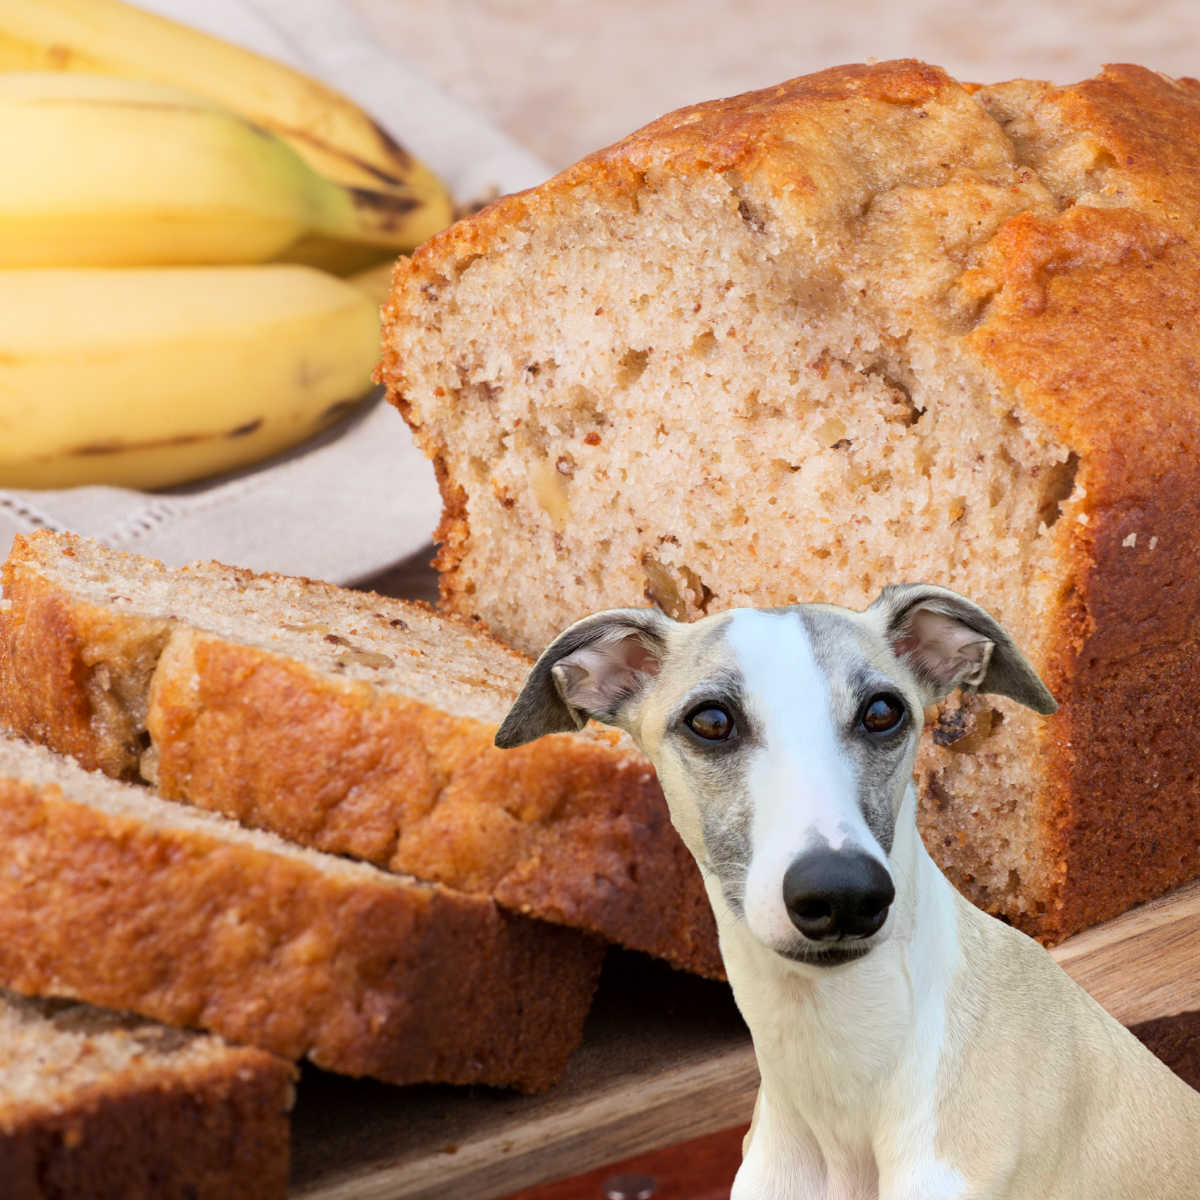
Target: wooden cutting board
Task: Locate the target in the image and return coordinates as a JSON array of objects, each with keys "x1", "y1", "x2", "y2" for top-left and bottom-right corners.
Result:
[
  {"x1": 290, "y1": 878, "x2": 1200, "y2": 1200},
  {"x1": 1052, "y1": 876, "x2": 1200, "y2": 1025}
]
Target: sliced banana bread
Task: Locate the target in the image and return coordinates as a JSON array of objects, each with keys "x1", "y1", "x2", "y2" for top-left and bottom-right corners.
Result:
[
  {"x1": 0, "y1": 988, "x2": 292, "y2": 1200},
  {"x1": 378, "y1": 60, "x2": 1200, "y2": 945},
  {"x1": 0, "y1": 530, "x2": 719, "y2": 977},
  {"x1": 0, "y1": 732, "x2": 602, "y2": 1093}
]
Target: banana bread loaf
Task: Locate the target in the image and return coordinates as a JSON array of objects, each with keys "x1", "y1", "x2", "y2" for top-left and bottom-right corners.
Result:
[
  {"x1": 0, "y1": 988, "x2": 292, "y2": 1200},
  {"x1": 0, "y1": 530, "x2": 719, "y2": 977},
  {"x1": 379, "y1": 60, "x2": 1200, "y2": 945},
  {"x1": 0, "y1": 732, "x2": 602, "y2": 1092}
]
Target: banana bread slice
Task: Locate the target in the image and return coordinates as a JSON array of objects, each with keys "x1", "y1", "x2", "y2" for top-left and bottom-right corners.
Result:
[
  {"x1": 378, "y1": 60, "x2": 1200, "y2": 945},
  {"x1": 0, "y1": 988, "x2": 292, "y2": 1200},
  {"x1": 0, "y1": 530, "x2": 719, "y2": 977},
  {"x1": 0, "y1": 732, "x2": 602, "y2": 1093}
]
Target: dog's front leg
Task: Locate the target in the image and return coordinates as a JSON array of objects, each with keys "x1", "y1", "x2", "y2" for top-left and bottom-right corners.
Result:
[
  {"x1": 734, "y1": 1091, "x2": 830, "y2": 1200},
  {"x1": 732, "y1": 1144, "x2": 829, "y2": 1200},
  {"x1": 876, "y1": 1156, "x2": 968, "y2": 1200}
]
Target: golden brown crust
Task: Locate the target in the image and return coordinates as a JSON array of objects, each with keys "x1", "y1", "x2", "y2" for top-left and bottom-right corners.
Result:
[
  {"x1": 147, "y1": 629, "x2": 721, "y2": 977},
  {"x1": 380, "y1": 60, "x2": 1200, "y2": 944},
  {"x1": 385, "y1": 60, "x2": 956, "y2": 286},
  {"x1": 0, "y1": 1050, "x2": 294, "y2": 1200},
  {"x1": 1060, "y1": 66, "x2": 1200, "y2": 234},
  {"x1": 0, "y1": 774, "x2": 603, "y2": 1093},
  {"x1": 958, "y1": 67, "x2": 1200, "y2": 939}
]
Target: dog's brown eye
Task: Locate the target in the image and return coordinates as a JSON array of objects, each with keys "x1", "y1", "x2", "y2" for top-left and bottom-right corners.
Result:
[
  {"x1": 686, "y1": 705, "x2": 735, "y2": 741},
  {"x1": 861, "y1": 693, "x2": 906, "y2": 736}
]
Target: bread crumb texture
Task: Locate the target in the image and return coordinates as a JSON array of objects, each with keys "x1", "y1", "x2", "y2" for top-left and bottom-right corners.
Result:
[{"x1": 381, "y1": 61, "x2": 1200, "y2": 943}]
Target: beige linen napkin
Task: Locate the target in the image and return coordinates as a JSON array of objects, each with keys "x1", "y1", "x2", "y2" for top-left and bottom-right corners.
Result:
[{"x1": 0, "y1": 0, "x2": 550, "y2": 583}]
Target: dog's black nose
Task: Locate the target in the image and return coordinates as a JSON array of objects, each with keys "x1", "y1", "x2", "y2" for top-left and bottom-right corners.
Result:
[{"x1": 782, "y1": 850, "x2": 895, "y2": 941}]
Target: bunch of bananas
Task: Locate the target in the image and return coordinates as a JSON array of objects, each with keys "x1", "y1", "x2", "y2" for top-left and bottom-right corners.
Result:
[{"x1": 0, "y1": 0, "x2": 452, "y2": 490}]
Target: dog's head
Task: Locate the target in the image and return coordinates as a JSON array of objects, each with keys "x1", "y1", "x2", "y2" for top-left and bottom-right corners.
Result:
[{"x1": 496, "y1": 585, "x2": 1055, "y2": 969}]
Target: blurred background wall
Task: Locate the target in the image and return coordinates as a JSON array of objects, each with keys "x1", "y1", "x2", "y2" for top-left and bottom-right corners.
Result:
[{"x1": 353, "y1": 0, "x2": 1200, "y2": 169}]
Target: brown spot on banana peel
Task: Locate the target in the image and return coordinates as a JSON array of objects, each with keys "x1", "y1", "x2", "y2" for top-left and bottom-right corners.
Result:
[
  {"x1": 61, "y1": 392, "x2": 370, "y2": 460},
  {"x1": 348, "y1": 186, "x2": 423, "y2": 230},
  {"x1": 68, "y1": 419, "x2": 264, "y2": 456},
  {"x1": 288, "y1": 130, "x2": 417, "y2": 191},
  {"x1": 45, "y1": 44, "x2": 79, "y2": 70},
  {"x1": 367, "y1": 117, "x2": 415, "y2": 173},
  {"x1": 128, "y1": 110, "x2": 420, "y2": 197},
  {"x1": 321, "y1": 397, "x2": 366, "y2": 423},
  {"x1": 241, "y1": 119, "x2": 418, "y2": 192}
]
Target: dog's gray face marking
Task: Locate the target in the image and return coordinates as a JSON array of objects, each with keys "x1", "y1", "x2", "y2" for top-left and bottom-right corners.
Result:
[{"x1": 629, "y1": 614, "x2": 754, "y2": 911}]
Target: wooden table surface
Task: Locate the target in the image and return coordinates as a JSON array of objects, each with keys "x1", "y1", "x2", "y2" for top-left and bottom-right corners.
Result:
[
  {"x1": 290, "y1": 947, "x2": 757, "y2": 1200},
  {"x1": 498, "y1": 1121, "x2": 749, "y2": 1200}
]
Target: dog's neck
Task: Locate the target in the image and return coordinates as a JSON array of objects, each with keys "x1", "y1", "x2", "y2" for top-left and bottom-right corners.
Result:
[{"x1": 705, "y1": 782, "x2": 963, "y2": 1134}]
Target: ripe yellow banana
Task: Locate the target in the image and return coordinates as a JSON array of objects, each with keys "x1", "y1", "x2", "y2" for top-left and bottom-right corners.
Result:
[
  {"x1": 0, "y1": 265, "x2": 381, "y2": 490},
  {"x1": 0, "y1": 73, "x2": 436, "y2": 268},
  {"x1": 0, "y1": 0, "x2": 451, "y2": 249}
]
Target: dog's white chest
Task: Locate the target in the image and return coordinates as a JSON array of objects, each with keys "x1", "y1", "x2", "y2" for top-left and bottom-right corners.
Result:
[
  {"x1": 736, "y1": 1064, "x2": 967, "y2": 1200},
  {"x1": 720, "y1": 867, "x2": 968, "y2": 1200}
]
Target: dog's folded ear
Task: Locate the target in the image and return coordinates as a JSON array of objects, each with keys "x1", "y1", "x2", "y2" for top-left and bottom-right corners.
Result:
[
  {"x1": 870, "y1": 584, "x2": 1057, "y2": 714},
  {"x1": 495, "y1": 608, "x2": 674, "y2": 748}
]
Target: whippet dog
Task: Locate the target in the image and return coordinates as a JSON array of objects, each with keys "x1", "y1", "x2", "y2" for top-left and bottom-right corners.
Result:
[{"x1": 496, "y1": 584, "x2": 1200, "y2": 1199}]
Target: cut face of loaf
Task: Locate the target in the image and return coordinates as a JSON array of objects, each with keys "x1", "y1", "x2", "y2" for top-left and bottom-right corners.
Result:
[
  {"x1": 0, "y1": 989, "x2": 293, "y2": 1200},
  {"x1": 0, "y1": 732, "x2": 603, "y2": 1093},
  {"x1": 380, "y1": 60, "x2": 1200, "y2": 944},
  {"x1": 0, "y1": 530, "x2": 719, "y2": 978}
]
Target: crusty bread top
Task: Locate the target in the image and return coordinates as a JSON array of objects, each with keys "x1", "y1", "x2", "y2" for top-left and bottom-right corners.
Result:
[
  {"x1": 0, "y1": 988, "x2": 284, "y2": 1121},
  {"x1": 393, "y1": 58, "x2": 1200, "y2": 475},
  {"x1": 386, "y1": 58, "x2": 1200, "y2": 577},
  {"x1": 4, "y1": 530, "x2": 534, "y2": 726}
]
